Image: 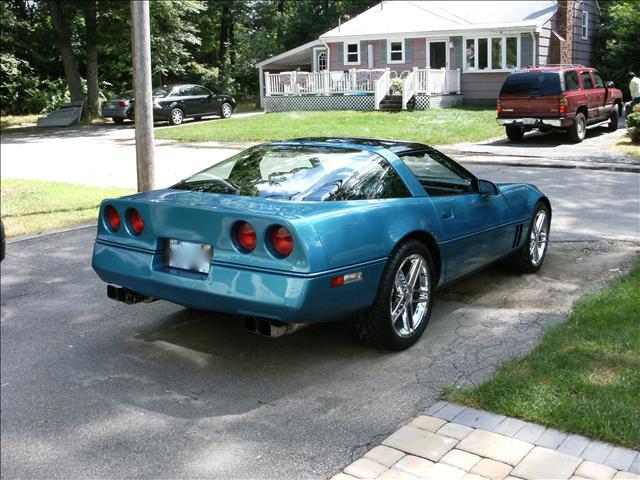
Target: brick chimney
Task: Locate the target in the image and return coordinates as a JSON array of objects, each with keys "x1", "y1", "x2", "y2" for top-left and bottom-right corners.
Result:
[{"x1": 557, "y1": 0, "x2": 575, "y2": 63}]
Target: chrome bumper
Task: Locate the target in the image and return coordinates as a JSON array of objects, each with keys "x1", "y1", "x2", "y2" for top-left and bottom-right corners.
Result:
[{"x1": 497, "y1": 118, "x2": 562, "y2": 127}]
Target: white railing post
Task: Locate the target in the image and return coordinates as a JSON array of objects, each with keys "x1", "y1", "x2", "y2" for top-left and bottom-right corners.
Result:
[
  {"x1": 402, "y1": 69, "x2": 416, "y2": 110},
  {"x1": 374, "y1": 69, "x2": 390, "y2": 110},
  {"x1": 292, "y1": 71, "x2": 298, "y2": 95},
  {"x1": 324, "y1": 71, "x2": 330, "y2": 94},
  {"x1": 264, "y1": 72, "x2": 271, "y2": 96},
  {"x1": 456, "y1": 68, "x2": 461, "y2": 94}
]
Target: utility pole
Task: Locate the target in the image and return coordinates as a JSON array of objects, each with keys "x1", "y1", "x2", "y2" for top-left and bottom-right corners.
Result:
[{"x1": 131, "y1": 0, "x2": 154, "y2": 192}]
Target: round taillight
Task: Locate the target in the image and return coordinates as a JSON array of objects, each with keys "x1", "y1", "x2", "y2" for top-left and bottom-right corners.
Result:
[
  {"x1": 271, "y1": 226, "x2": 293, "y2": 257},
  {"x1": 128, "y1": 208, "x2": 144, "y2": 236},
  {"x1": 105, "y1": 205, "x2": 120, "y2": 231},
  {"x1": 236, "y1": 222, "x2": 256, "y2": 252}
]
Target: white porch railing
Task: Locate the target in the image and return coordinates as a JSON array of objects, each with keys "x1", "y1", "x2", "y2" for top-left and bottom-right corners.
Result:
[
  {"x1": 402, "y1": 69, "x2": 417, "y2": 110},
  {"x1": 374, "y1": 69, "x2": 390, "y2": 110},
  {"x1": 415, "y1": 68, "x2": 461, "y2": 95},
  {"x1": 264, "y1": 68, "x2": 461, "y2": 99}
]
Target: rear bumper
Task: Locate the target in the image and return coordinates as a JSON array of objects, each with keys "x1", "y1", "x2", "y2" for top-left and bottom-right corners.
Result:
[
  {"x1": 102, "y1": 107, "x2": 130, "y2": 119},
  {"x1": 497, "y1": 117, "x2": 566, "y2": 128},
  {"x1": 92, "y1": 241, "x2": 385, "y2": 323}
]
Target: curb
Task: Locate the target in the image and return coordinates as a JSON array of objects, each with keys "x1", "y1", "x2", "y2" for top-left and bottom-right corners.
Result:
[
  {"x1": 6, "y1": 223, "x2": 96, "y2": 244},
  {"x1": 454, "y1": 157, "x2": 640, "y2": 174}
]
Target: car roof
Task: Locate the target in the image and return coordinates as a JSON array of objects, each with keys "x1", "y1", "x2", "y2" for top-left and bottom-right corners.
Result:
[
  {"x1": 280, "y1": 137, "x2": 430, "y2": 153},
  {"x1": 519, "y1": 65, "x2": 591, "y2": 73}
]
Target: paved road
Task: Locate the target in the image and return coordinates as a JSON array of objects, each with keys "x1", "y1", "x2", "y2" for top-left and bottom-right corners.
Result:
[
  {"x1": 1, "y1": 120, "x2": 639, "y2": 479},
  {"x1": 0, "y1": 118, "x2": 256, "y2": 189}
]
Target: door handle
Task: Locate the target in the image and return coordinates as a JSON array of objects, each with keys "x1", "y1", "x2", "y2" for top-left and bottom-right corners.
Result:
[{"x1": 441, "y1": 209, "x2": 454, "y2": 220}]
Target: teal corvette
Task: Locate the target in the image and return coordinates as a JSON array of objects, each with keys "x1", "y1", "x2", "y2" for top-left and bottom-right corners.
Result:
[{"x1": 92, "y1": 138, "x2": 551, "y2": 350}]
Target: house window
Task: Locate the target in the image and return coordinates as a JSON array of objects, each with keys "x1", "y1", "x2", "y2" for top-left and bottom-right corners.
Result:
[
  {"x1": 317, "y1": 52, "x2": 327, "y2": 71},
  {"x1": 464, "y1": 36, "x2": 519, "y2": 72},
  {"x1": 491, "y1": 38, "x2": 503, "y2": 69},
  {"x1": 581, "y1": 11, "x2": 589, "y2": 39},
  {"x1": 388, "y1": 40, "x2": 404, "y2": 63},
  {"x1": 506, "y1": 37, "x2": 518, "y2": 69},
  {"x1": 345, "y1": 42, "x2": 360, "y2": 64}
]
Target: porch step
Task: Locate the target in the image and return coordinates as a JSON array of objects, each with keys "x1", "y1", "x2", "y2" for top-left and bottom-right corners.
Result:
[
  {"x1": 379, "y1": 94, "x2": 402, "y2": 111},
  {"x1": 379, "y1": 94, "x2": 415, "y2": 111}
]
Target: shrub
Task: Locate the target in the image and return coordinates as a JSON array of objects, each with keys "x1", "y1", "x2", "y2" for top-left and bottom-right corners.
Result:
[
  {"x1": 390, "y1": 78, "x2": 403, "y2": 94},
  {"x1": 627, "y1": 104, "x2": 640, "y2": 144}
]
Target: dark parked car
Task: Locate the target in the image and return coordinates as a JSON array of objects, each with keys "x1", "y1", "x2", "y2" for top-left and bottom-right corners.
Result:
[
  {"x1": 151, "y1": 84, "x2": 236, "y2": 125},
  {"x1": 497, "y1": 65, "x2": 623, "y2": 143},
  {"x1": 1, "y1": 219, "x2": 5, "y2": 262},
  {"x1": 101, "y1": 90, "x2": 135, "y2": 124}
]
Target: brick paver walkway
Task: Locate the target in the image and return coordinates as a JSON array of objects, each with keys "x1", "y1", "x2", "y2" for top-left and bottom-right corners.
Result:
[{"x1": 331, "y1": 402, "x2": 639, "y2": 480}]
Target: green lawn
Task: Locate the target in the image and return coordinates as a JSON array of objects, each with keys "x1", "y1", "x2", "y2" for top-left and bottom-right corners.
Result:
[
  {"x1": 0, "y1": 114, "x2": 40, "y2": 129},
  {"x1": 155, "y1": 107, "x2": 503, "y2": 145},
  {"x1": 450, "y1": 262, "x2": 640, "y2": 449},
  {"x1": 1, "y1": 179, "x2": 133, "y2": 237}
]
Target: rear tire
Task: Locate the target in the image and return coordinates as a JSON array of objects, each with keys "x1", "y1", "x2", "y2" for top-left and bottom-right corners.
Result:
[
  {"x1": 607, "y1": 108, "x2": 619, "y2": 131},
  {"x1": 113, "y1": 117, "x2": 124, "y2": 124},
  {"x1": 353, "y1": 240, "x2": 434, "y2": 351},
  {"x1": 568, "y1": 112, "x2": 586, "y2": 143},
  {"x1": 511, "y1": 202, "x2": 550, "y2": 274},
  {"x1": 169, "y1": 107, "x2": 184, "y2": 126},
  {"x1": 506, "y1": 126, "x2": 524, "y2": 141}
]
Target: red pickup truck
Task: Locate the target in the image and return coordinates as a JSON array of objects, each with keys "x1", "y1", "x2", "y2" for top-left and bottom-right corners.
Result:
[{"x1": 497, "y1": 65, "x2": 623, "y2": 143}]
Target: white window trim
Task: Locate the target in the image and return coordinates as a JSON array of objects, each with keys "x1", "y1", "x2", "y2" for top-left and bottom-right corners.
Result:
[
  {"x1": 581, "y1": 11, "x2": 589, "y2": 40},
  {"x1": 344, "y1": 42, "x2": 360, "y2": 65},
  {"x1": 387, "y1": 38, "x2": 405, "y2": 64},
  {"x1": 462, "y1": 35, "x2": 522, "y2": 73}
]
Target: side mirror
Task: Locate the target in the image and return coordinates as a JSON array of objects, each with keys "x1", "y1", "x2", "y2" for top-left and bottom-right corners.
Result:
[
  {"x1": 478, "y1": 179, "x2": 498, "y2": 195},
  {"x1": 606, "y1": 81, "x2": 614, "y2": 88}
]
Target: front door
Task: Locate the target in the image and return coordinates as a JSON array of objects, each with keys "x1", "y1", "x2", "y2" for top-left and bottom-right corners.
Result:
[
  {"x1": 313, "y1": 48, "x2": 327, "y2": 72},
  {"x1": 427, "y1": 40, "x2": 448, "y2": 69}
]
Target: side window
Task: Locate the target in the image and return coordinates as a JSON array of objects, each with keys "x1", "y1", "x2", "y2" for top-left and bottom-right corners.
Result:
[
  {"x1": 592, "y1": 72, "x2": 604, "y2": 89},
  {"x1": 179, "y1": 86, "x2": 194, "y2": 96},
  {"x1": 192, "y1": 86, "x2": 210, "y2": 96},
  {"x1": 400, "y1": 150, "x2": 475, "y2": 196},
  {"x1": 330, "y1": 160, "x2": 409, "y2": 200},
  {"x1": 581, "y1": 71, "x2": 594, "y2": 90},
  {"x1": 565, "y1": 71, "x2": 580, "y2": 91}
]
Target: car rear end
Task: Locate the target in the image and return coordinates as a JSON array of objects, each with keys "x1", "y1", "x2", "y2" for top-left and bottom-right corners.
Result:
[
  {"x1": 92, "y1": 191, "x2": 383, "y2": 324},
  {"x1": 497, "y1": 70, "x2": 572, "y2": 131},
  {"x1": 101, "y1": 91, "x2": 134, "y2": 121}
]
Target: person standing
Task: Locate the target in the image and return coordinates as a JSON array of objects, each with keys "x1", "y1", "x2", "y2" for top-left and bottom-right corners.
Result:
[{"x1": 629, "y1": 72, "x2": 640, "y2": 108}]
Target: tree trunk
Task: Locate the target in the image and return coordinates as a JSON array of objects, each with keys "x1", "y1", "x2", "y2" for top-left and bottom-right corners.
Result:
[
  {"x1": 46, "y1": 0, "x2": 84, "y2": 103},
  {"x1": 219, "y1": 2, "x2": 230, "y2": 69},
  {"x1": 85, "y1": 0, "x2": 99, "y2": 116},
  {"x1": 228, "y1": 12, "x2": 235, "y2": 66}
]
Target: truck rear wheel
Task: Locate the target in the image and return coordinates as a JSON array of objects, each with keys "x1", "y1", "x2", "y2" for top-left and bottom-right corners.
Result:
[
  {"x1": 568, "y1": 112, "x2": 586, "y2": 143},
  {"x1": 607, "y1": 108, "x2": 619, "y2": 131},
  {"x1": 506, "y1": 126, "x2": 524, "y2": 141}
]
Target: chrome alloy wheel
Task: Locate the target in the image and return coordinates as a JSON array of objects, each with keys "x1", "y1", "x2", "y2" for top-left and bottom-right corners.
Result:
[
  {"x1": 529, "y1": 210, "x2": 549, "y2": 266},
  {"x1": 390, "y1": 254, "x2": 430, "y2": 338},
  {"x1": 171, "y1": 108, "x2": 183, "y2": 124},
  {"x1": 222, "y1": 103, "x2": 232, "y2": 118}
]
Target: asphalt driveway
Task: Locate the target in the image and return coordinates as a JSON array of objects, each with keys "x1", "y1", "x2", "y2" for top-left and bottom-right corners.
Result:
[{"x1": 1, "y1": 228, "x2": 636, "y2": 479}]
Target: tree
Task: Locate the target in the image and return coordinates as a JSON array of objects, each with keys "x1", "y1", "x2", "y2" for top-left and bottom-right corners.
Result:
[
  {"x1": 594, "y1": 0, "x2": 640, "y2": 100},
  {"x1": 46, "y1": 0, "x2": 84, "y2": 102},
  {"x1": 84, "y1": 0, "x2": 99, "y2": 115}
]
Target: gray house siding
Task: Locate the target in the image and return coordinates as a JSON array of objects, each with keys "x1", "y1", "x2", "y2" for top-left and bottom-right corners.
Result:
[
  {"x1": 328, "y1": 39, "x2": 427, "y2": 73},
  {"x1": 573, "y1": 0, "x2": 600, "y2": 66},
  {"x1": 460, "y1": 72, "x2": 510, "y2": 100},
  {"x1": 538, "y1": 15, "x2": 557, "y2": 65}
]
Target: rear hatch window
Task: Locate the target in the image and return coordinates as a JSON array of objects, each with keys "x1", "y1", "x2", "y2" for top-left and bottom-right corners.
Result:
[{"x1": 500, "y1": 72, "x2": 562, "y2": 96}]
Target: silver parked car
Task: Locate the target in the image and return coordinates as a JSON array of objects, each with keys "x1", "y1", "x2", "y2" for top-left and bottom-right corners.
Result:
[{"x1": 101, "y1": 90, "x2": 134, "y2": 124}]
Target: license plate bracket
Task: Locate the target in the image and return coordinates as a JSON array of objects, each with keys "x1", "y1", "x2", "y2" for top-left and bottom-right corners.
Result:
[{"x1": 165, "y1": 239, "x2": 212, "y2": 275}]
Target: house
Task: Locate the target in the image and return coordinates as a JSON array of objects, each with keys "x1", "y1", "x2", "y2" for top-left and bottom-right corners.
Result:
[{"x1": 256, "y1": 0, "x2": 601, "y2": 112}]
